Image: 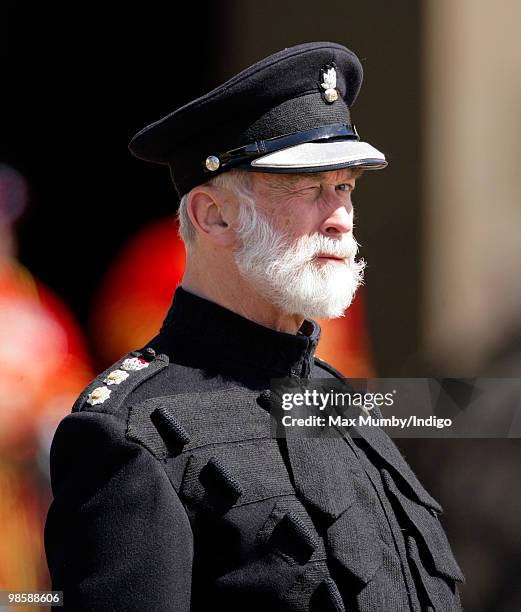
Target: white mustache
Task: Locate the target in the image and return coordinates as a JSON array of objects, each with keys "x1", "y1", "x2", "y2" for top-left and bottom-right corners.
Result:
[{"x1": 294, "y1": 234, "x2": 359, "y2": 263}]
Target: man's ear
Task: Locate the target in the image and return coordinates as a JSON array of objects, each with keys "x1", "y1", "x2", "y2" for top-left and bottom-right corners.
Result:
[{"x1": 186, "y1": 186, "x2": 236, "y2": 247}]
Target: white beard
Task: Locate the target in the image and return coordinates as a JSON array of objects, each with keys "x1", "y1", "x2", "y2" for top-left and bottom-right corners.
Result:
[{"x1": 233, "y1": 197, "x2": 366, "y2": 319}]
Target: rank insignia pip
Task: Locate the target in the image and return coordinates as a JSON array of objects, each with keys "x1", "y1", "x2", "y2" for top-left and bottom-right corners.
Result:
[
  {"x1": 104, "y1": 369, "x2": 130, "y2": 385},
  {"x1": 86, "y1": 386, "x2": 112, "y2": 406},
  {"x1": 121, "y1": 357, "x2": 150, "y2": 371}
]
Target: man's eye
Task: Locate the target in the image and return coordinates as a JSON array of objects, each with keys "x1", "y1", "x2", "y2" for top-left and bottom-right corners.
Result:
[{"x1": 336, "y1": 183, "x2": 353, "y2": 192}]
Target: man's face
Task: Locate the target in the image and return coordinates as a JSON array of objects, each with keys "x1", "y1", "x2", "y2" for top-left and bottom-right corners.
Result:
[
  {"x1": 251, "y1": 168, "x2": 359, "y2": 243},
  {"x1": 232, "y1": 168, "x2": 366, "y2": 319}
]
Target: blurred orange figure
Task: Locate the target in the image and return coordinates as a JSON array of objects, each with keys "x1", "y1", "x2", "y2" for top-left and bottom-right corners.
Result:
[{"x1": 0, "y1": 165, "x2": 93, "y2": 595}]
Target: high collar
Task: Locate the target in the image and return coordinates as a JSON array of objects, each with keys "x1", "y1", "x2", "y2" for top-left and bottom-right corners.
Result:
[{"x1": 156, "y1": 286, "x2": 321, "y2": 379}]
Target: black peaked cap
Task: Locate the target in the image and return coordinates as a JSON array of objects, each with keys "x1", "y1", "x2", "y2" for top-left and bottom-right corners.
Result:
[{"x1": 129, "y1": 42, "x2": 386, "y2": 198}]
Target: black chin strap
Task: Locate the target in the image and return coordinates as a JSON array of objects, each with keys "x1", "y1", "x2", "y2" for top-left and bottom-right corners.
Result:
[{"x1": 211, "y1": 123, "x2": 359, "y2": 171}]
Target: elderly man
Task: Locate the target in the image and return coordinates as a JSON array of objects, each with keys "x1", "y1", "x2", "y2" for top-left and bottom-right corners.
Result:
[{"x1": 45, "y1": 43, "x2": 464, "y2": 611}]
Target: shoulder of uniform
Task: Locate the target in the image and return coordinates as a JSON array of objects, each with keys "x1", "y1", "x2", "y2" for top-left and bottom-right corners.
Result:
[
  {"x1": 127, "y1": 386, "x2": 271, "y2": 462},
  {"x1": 72, "y1": 347, "x2": 169, "y2": 417},
  {"x1": 313, "y1": 355, "x2": 346, "y2": 380}
]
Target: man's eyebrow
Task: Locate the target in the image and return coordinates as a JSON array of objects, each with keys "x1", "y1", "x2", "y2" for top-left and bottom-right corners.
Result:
[{"x1": 284, "y1": 170, "x2": 363, "y2": 184}]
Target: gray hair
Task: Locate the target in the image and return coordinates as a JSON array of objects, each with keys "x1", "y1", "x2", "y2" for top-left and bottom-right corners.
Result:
[{"x1": 177, "y1": 170, "x2": 253, "y2": 248}]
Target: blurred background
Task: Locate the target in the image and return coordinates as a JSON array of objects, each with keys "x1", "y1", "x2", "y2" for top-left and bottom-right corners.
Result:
[{"x1": 1, "y1": 1, "x2": 520, "y2": 610}]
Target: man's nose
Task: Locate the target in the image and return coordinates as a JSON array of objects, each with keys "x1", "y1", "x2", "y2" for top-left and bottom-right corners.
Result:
[{"x1": 320, "y1": 203, "x2": 353, "y2": 238}]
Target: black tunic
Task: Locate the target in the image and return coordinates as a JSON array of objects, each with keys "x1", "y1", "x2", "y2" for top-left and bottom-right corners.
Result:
[{"x1": 44, "y1": 287, "x2": 464, "y2": 611}]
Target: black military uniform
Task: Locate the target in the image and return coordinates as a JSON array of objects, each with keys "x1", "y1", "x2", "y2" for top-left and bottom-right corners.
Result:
[{"x1": 45, "y1": 43, "x2": 464, "y2": 611}]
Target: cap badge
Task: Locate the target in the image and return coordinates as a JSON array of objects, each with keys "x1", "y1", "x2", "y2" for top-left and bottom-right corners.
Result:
[
  {"x1": 87, "y1": 386, "x2": 112, "y2": 406},
  {"x1": 320, "y1": 65, "x2": 338, "y2": 103}
]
